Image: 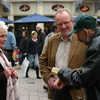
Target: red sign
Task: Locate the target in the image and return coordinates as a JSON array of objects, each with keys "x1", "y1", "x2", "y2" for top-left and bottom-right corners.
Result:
[
  {"x1": 19, "y1": 5, "x2": 30, "y2": 12},
  {"x1": 52, "y1": 4, "x2": 64, "y2": 11},
  {"x1": 80, "y1": 5, "x2": 90, "y2": 12}
]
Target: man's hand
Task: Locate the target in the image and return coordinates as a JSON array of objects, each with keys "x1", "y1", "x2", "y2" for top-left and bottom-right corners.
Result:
[
  {"x1": 47, "y1": 77, "x2": 57, "y2": 90},
  {"x1": 54, "y1": 78, "x2": 67, "y2": 90}
]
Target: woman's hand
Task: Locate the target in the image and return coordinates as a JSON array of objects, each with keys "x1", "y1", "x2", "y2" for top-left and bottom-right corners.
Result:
[
  {"x1": 4, "y1": 68, "x2": 18, "y2": 79},
  {"x1": 11, "y1": 69, "x2": 18, "y2": 79},
  {"x1": 3, "y1": 67, "x2": 12, "y2": 78}
]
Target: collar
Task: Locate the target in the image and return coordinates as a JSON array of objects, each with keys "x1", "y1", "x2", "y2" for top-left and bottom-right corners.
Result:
[{"x1": 61, "y1": 34, "x2": 73, "y2": 42}]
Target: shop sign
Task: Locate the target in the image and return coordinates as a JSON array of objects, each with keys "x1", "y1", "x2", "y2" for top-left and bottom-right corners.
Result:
[
  {"x1": 52, "y1": 4, "x2": 64, "y2": 11},
  {"x1": 80, "y1": 5, "x2": 90, "y2": 12},
  {"x1": 19, "y1": 5, "x2": 30, "y2": 12}
]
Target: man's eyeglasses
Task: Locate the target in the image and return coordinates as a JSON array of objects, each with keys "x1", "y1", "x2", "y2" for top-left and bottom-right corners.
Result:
[{"x1": 56, "y1": 20, "x2": 72, "y2": 27}]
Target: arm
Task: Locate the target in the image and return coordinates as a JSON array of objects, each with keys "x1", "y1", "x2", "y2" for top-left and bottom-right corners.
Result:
[
  {"x1": 58, "y1": 44, "x2": 100, "y2": 88},
  {"x1": 38, "y1": 32, "x2": 46, "y2": 52},
  {"x1": 43, "y1": 35, "x2": 49, "y2": 50},
  {"x1": 39, "y1": 39, "x2": 55, "y2": 83},
  {"x1": 10, "y1": 33, "x2": 17, "y2": 50}
]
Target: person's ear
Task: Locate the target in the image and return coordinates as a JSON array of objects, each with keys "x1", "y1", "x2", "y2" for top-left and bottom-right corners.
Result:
[
  {"x1": 71, "y1": 19, "x2": 74, "y2": 24},
  {"x1": 83, "y1": 29, "x2": 89, "y2": 36}
]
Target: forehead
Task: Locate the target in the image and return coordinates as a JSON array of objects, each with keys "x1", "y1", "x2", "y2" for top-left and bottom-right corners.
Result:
[
  {"x1": 0, "y1": 29, "x2": 7, "y2": 34},
  {"x1": 55, "y1": 11, "x2": 71, "y2": 22},
  {"x1": 36, "y1": 26, "x2": 40, "y2": 29}
]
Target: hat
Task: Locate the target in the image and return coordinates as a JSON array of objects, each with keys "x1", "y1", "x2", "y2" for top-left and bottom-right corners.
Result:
[{"x1": 67, "y1": 15, "x2": 98, "y2": 35}]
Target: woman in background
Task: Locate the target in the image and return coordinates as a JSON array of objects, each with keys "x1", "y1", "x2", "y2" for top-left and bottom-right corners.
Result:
[
  {"x1": 26, "y1": 31, "x2": 41, "y2": 79},
  {"x1": 18, "y1": 30, "x2": 29, "y2": 69}
]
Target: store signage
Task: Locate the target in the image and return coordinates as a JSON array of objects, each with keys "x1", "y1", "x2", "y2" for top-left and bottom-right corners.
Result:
[
  {"x1": 80, "y1": 5, "x2": 90, "y2": 12},
  {"x1": 52, "y1": 4, "x2": 64, "y2": 11},
  {"x1": 19, "y1": 5, "x2": 30, "y2": 12}
]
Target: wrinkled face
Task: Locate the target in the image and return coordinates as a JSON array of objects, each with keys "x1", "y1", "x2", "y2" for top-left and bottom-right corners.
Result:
[
  {"x1": 55, "y1": 11, "x2": 74, "y2": 36},
  {"x1": 76, "y1": 30, "x2": 91, "y2": 45},
  {"x1": 0, "y1": 29, "x2": 7, "y2": 48},
  {"x1": 36, "y1": 26, "x2": 40, "y2": 32}
]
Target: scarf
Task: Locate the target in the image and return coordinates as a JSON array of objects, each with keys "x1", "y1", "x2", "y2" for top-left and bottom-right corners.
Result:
[{"x1": 0, "y1": 50, "x2": 19, "y2": 100}]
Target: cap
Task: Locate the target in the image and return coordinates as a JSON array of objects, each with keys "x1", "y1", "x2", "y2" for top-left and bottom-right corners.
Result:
[{"x1": 67, "y1": 15, "x2": 98, "y2": 35}]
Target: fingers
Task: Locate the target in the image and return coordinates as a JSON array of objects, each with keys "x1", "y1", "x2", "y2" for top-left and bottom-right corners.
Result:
[
  {"x1": 11, "y1": 70, "x2": 18, "y2": 78},
  {"x1": 54, "y1": 78, "x2": 67, "y2": 90},
  {"x1": 47, "y1": 77, "x2": 56, "y2": 90},
  {"x1": 4, "y1": 68, "x2": 18, "y2": 79},
  {"x1": 4, "y1": 68, "x2": 12, "y2": 78}
]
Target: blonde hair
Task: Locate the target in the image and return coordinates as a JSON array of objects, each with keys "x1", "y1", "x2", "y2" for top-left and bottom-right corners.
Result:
[{"x1": 31, "y1": 31, "x2": 38, "y2": 36}]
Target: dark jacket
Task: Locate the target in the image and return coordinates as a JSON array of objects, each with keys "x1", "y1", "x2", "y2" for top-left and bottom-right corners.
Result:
[
  {"x1": 27, "y1": 39, "x2": 38, "y2": 55},
  {"x1": 58, "y1": 28, "x2": 100, "y2": 100},
  {"x1": 0, "y1": 64, "x2": 7, "y2": 100},
  {"x1": 18, "y1": 36, "x2": 29, "y2": 53},
  {"x1": 37, "y1": 29, "x2": 46, "y2": 56}
]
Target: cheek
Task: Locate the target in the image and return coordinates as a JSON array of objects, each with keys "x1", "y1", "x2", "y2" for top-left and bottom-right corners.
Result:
[{"x1": 77, "y1": 34, "x2": 81, "y2": 41}]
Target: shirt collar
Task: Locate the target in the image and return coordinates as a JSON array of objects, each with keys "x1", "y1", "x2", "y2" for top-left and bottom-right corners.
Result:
[{"x1": 61, "y1": 34, "x2": 73, "y2": 42}]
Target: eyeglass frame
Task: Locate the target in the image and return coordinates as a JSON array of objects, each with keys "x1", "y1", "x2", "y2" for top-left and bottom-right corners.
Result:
[{"x1": 56, "y1": 19, "x2": 72, "y2": 27}]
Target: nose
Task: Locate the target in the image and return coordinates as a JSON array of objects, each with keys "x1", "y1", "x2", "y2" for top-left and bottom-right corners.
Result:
[
  {"x1": 61, "y1": 23, "x2": 66, "y2": 28},
  {"x1": 3, "y1": 36, "x2": 7, "y2": 41}
]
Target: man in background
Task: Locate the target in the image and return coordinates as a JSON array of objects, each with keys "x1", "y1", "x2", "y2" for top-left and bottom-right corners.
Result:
[
  {"x1": 5, "y1": 26, "x2": 17, "y2": 67},
  {"x1": 36, "y1": 24, "x2": 46, "y2": 56}
]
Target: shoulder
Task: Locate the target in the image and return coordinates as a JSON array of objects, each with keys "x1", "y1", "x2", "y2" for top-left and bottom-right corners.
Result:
[
  {"x1": 50, "y1": 33, "x2": 61, "y2": 40},
  {"x1": 25, "y1": 37, "x2": 29, "y2": 40},
  {"x1": 41, "y1": 30, "x2": 45, "y2": 34},
  {"x1": 47, "y1": 32, "x2": 54, "y2": 37},
  {"x1": 47, "y1": 33, "x2": 61, "y2": 44}
]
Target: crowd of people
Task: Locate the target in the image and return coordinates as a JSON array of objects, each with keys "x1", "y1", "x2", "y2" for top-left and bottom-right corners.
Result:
[{"x1": 0, "y1": 8, "x2": 100, "y2": 100}]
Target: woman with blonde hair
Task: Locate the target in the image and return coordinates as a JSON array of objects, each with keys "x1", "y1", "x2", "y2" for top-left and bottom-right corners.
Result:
[{"x1": 26, "y1": 31, "x2": 41, "y2": 79}]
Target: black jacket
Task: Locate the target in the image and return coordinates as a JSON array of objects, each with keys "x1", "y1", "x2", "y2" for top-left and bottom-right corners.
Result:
[
  {"x1": 18, "y1": 36, "x2": 29, "y2": 53},
  {"x1": 0, "y1": 64, "x2": 7, "y2": 100},
  {"x1": 37, "y1": 29, "x2": 46, "y2": 56},
  {"x1": 27, "y1": 39, "x2": 38, "y2": 54},
  {"x1": 58, "y1": 28, "x2": 100, "y2": 100}
]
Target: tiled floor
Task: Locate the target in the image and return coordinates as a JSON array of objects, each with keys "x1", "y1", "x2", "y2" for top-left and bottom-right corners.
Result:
[{"x1": 14, "y1": 66, "x2": 49, "y2": 100}]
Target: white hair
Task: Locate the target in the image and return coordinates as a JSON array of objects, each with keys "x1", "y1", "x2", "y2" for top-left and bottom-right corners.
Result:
[
  {"x1": 0, "y1": 21, "x2": 8, "y2": 33},
  {"x1": 36, "y1": 24, "x2": 41, "y2": 28}
]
